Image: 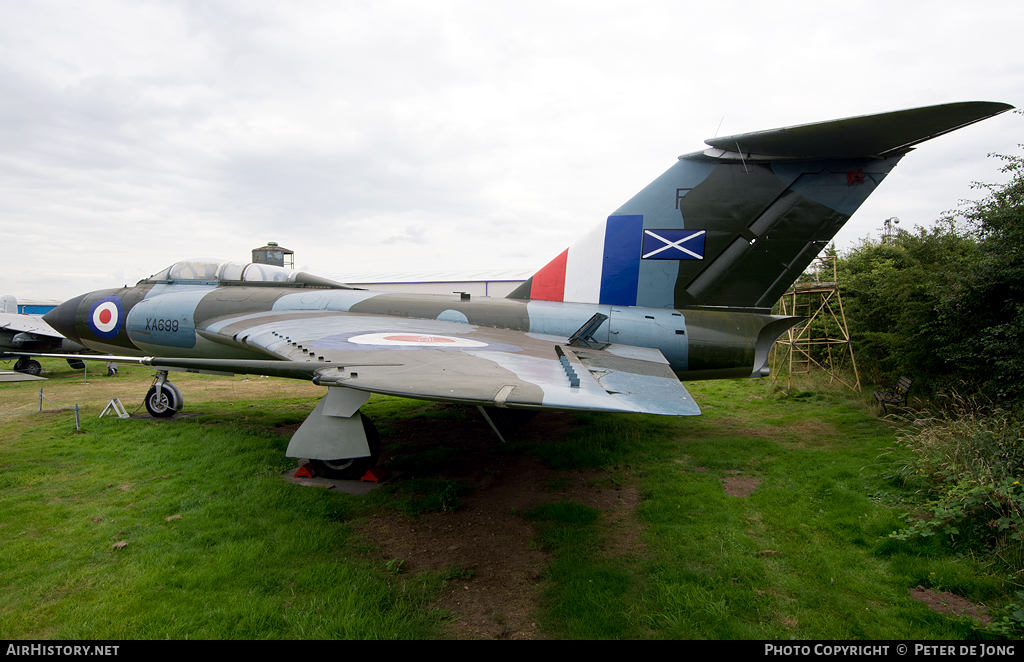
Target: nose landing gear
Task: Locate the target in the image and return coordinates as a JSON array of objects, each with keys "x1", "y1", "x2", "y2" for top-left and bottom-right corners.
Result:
[{"x1": 145, "y1": 371, "x2": 183, "y2": 418}]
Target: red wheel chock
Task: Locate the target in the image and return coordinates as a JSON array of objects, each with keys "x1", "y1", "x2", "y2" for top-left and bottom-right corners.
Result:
[{"x1": 361, "y1": 466, "x2": 391, "y2": 483}]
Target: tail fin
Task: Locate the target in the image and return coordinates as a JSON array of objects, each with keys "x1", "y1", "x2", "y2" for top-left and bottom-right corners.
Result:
[{"x1": 508, "y1": 101, "x2": 1013, "y2": 310}]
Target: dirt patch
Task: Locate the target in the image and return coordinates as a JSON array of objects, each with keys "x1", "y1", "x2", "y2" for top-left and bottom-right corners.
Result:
[
  {"x1": 356, "y1": 407, "x2": 645, "y2": 639},
  {"x1": 724, "y1": 420, "x2": 837, "y2": 445},
  {"x1": 721, "y1": 475, "x2": 760, "y2": 498},
  {"x1": 910, "y1": 586, "x2": 990, "y2": 624},
  {"x1": 360, "y1": 455, "x2": 552, "y2": 640}
]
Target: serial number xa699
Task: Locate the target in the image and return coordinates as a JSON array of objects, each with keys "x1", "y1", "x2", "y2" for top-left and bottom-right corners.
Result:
[{"x1": 146, "y1": 318, "x2": 180, "y2": 332}]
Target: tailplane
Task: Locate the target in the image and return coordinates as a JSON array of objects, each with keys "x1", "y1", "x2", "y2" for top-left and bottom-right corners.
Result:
[{"x1": 508, "y1": 101, "x2": 1013, "y2": 310}]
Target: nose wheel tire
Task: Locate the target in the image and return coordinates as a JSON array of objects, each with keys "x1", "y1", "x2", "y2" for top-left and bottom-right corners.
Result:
[
  {"x1": 309, "y1": 414, "x2": 381, "y2": 480},
  {"x1": 145, "y1": 383, "x2": 183, "y2": 418}
]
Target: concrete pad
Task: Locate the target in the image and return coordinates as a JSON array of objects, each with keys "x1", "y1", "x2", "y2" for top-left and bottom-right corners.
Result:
[
  {"x1": 282, "y1": 465, "x2": 402, "y2": 495},
  {"x1": 0, "y1": 370, "x2": 45, "y2": 382}
]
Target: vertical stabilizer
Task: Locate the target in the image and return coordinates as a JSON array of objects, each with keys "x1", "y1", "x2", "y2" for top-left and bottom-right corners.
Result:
[{"x1": 508, "y1": 101, "x2": 1013, "y2": 310}]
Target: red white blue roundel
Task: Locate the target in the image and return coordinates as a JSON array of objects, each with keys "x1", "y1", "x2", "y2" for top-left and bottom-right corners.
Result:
[
  {"x1": 347, "y1": 332, "x2": 487, "y2": 348},
  {"x1": 87, "y1": 296, "x2": 124, "y2": 340}
]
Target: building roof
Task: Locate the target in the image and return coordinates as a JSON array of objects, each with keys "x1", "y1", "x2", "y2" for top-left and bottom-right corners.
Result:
[{"x1": 328, "y1": 269, "x2": 534, "y2": 284}]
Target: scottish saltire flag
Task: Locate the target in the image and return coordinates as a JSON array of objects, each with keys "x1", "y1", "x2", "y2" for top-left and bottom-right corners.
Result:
[{"x1": 641, "y1": 229, "x2": 706, "y2": 260}]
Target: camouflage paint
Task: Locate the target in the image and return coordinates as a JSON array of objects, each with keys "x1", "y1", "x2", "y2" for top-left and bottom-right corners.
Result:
[{"x1": 41, "y1": 101, "x2": 1014, "y2": 417}]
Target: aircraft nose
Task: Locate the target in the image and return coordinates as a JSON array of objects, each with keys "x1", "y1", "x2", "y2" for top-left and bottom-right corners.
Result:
[{"x1": 43, "y1": 294, "x2": 86, "y2": 344}]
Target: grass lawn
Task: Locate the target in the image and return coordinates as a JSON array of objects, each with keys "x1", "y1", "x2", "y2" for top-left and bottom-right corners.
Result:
[{"x1": 0, "y1": 359, "x2": 1019, "y2": 639}]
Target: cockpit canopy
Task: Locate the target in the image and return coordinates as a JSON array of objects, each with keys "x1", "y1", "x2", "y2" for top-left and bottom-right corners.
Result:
[{"x1": 141, "y1": 259, "x2": 353, "y2": 289}]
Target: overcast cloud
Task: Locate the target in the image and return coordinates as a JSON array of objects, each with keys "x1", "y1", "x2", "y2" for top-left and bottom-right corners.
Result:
[{"x1": 1, "y1": 0, "x2": 1021, "y2": 300}]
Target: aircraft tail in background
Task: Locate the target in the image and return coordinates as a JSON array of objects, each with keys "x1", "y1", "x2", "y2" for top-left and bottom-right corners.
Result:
[{"x1": 507, "y1": 101, "x2": 1013, "y2": 310}]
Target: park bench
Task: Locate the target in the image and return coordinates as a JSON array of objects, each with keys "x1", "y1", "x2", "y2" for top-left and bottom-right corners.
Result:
[{"x1": 874, "y1": 376, "x2": 912, "y2": 413}]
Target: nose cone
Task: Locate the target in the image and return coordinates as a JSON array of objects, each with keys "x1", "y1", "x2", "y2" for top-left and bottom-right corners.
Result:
[{"x1": 43, "y1": 294, "x2": 87, "y2": 344}]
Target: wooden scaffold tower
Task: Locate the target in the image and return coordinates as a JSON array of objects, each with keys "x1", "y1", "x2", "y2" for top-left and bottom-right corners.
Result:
[{"x1": 771, "y1": 254, "x2": 861, "y2": 393}]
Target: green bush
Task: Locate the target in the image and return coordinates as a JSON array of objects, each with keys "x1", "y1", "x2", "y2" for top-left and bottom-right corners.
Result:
[{"x1": 890, "y1": 394, "x2": 1024, "y2": 551}]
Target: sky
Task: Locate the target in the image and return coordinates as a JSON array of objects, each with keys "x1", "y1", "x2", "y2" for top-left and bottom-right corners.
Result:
[{"x1": 1, "y1": 0, "x2": 1021, "y2": 301}]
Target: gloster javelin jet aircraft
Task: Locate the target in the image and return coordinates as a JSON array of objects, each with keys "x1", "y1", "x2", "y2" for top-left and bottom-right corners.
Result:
[{"x1": 35, "y1": 101, "x2": 1012, "y2": 478}]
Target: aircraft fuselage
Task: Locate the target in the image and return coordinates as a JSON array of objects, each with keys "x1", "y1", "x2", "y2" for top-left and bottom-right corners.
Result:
[{"x1": 46, "y1": 281, "x2": 793, "y2": 382}]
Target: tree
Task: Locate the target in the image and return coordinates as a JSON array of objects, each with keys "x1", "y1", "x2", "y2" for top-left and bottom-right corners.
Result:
[
  {"x1": 936, "y1": 149, "x2": 1024, "y2": 400},
  {"x1": 837, "y1": 226, "x2": 979, "y2": 388},
  {"x1": 837, "y1": 142, "x2": 1024, "y2": 402}
]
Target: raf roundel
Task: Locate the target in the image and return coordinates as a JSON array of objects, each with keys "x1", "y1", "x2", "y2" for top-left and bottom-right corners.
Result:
[
  {"x1": 87, "y1": 296, "x2": 124, "y2": 340},
  {"x1": 347, "y1": 332, "x2": 488, "y2": 348}
]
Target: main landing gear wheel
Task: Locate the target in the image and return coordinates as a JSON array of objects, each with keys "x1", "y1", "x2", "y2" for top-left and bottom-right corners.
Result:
[
  {"x1": 13, "y1": 357, "x2": 41, "y2": 376},
  {"x1": 145, "y1": 382, "x2": 183, "y2": 418},
  {"x1": 309, "y1": 414, "x2": 381, "y2": 480}
]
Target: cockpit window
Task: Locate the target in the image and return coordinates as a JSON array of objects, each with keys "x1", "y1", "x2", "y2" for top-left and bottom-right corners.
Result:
[
  {"x1": 168, "y1": 260, "x2": 221, "y2": 281},
  {"x1": 242, "y1": 263, "x2": 295, "y2": 283},
  {"x1": 141, "y1": 259, "x2": 351, "y2": 289},
  {"x1": 147, "y1": 266, "x2": 172, "y2": 282},
  {"x1": 217, "y1": 262, "x2": 247, "y2": 281}
]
